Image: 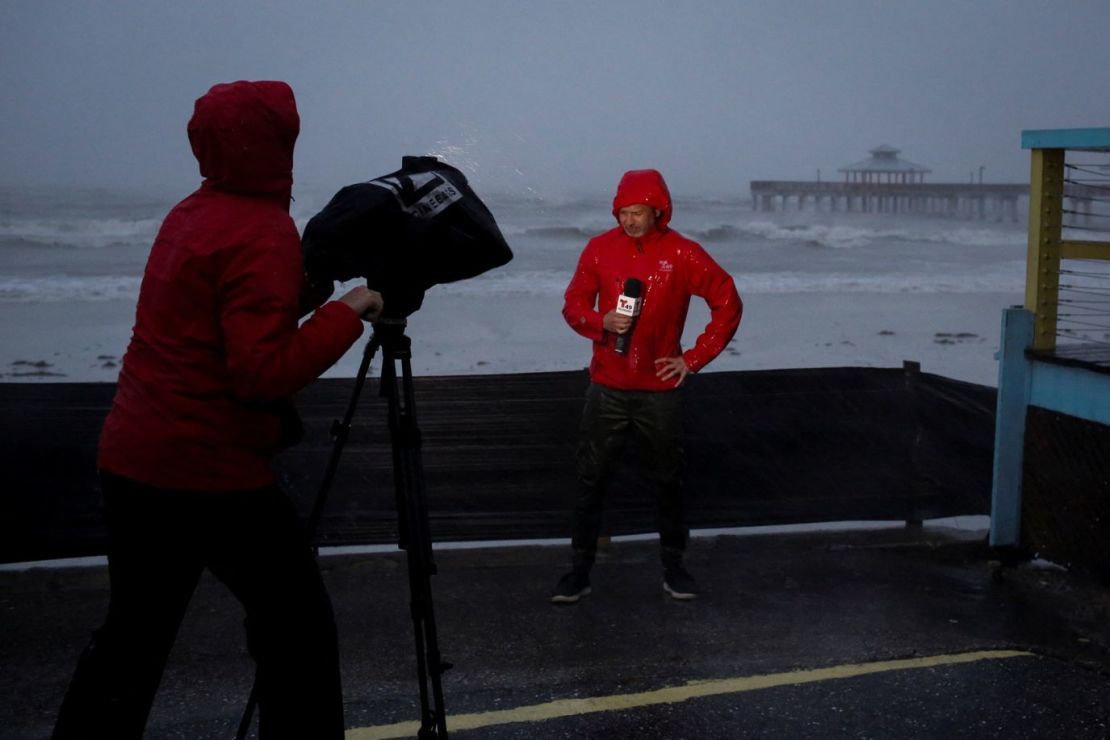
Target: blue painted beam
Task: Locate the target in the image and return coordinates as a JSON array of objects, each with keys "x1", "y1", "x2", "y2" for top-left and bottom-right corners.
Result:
[
  {"x1": 1021, "y1": 128, "x2": 1110, "y2": 151},
  {"x1": 990, "y1": 308, "x2": 1034, "y2": 548},
  {"x1": 990, "y1": 305, "x2": 1110, "y2": 548},
  {"x1": 1029, "y1": 362, "x2": 1110, "y2": 426}
]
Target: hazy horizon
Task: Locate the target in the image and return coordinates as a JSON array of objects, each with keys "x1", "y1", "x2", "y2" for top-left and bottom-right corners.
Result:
[{"x1": 3, "y1": 1, "x2": 1108, "y2": 201}]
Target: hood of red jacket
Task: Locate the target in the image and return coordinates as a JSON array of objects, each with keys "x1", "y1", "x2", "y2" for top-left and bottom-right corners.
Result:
[
  {"x1": 187, "y1": 80, "x2": 299, "y2": 199},
  {"x1": 610, "y1": 169, "x2": 672, "y2": 231}
]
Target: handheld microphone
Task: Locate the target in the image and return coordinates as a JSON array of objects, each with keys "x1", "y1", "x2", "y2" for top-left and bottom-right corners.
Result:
[{"x1": 614, "y1": 277, "x2": 643, "y2": 355}]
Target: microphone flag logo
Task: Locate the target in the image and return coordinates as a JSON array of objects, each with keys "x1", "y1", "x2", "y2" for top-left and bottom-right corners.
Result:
[{"x1": 616, "y1": 295, "x2": 642, "y2": 317}]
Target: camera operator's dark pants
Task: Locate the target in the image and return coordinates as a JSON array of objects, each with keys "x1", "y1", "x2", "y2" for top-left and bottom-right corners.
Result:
[
  {"x1": 571, "y1": 383, "x2": 687, "y2": 571},
  {"x1": 53, "y1": 473, "x2": 343, "y2": 740}
]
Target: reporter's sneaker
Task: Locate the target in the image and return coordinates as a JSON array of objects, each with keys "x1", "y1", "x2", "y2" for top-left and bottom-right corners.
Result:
[
  {"x1": 550, "y1": 569, "x2": 592, "y2": 604},
  {"x1": 663, "y1": 567, "x2": 698, "y2": 600}
]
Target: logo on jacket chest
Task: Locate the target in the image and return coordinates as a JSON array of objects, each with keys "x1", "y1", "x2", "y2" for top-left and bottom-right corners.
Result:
[{"x1": 658, "y1": 259, "x2": 674, "y2": 273}]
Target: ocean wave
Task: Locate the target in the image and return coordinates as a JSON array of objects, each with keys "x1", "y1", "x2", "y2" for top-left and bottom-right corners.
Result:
[
  {"x1": 744, "y1": 221, "x2": 888, "y2": 249},
  {"x1": 496, "y1": 216, "x2": 1022, "y2": 251},
  {"x1": 734, "y1": 268, "x2": 1024, "y2": 294},
  {"x1": 416, "y1": 270, "x2": 569, "y2": 297},
  {"x1": 6, "y1": 262, "x2": 1025, "y2": 305},
  {"x1": 913, "y1": 226, "x2": 1025, "y2": 247},
  {"x1": 680, "y1": 221, "x2": 899, "y2": 249},
  {"x1": 0, "y1": 275, "x2": 142, "y2": 302},
  {"x1": 726, "y1": 220, "x2": 1023, "y2": 250},
  {"x1": 509, "y1": 225, "x2": 598, "y2": 240},
  {"x1": 685, "y1": 224, "x2": 742, "y2": 243},
  {"x1": 0, "y1": 216, "x2": 161, "y2": 249},
  {"x1": 417, "y1": 264, "x2": 1025, "y2": 298}
]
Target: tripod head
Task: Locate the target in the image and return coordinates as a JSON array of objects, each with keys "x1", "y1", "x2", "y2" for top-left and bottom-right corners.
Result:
[{"x1": 369, "y1": 318, "x2": 411, "y2": 356}]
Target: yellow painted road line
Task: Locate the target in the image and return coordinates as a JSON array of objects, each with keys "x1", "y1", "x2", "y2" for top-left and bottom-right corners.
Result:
[{"x1": 346, "y1": 649, "x2": 1033, "y2": 739}]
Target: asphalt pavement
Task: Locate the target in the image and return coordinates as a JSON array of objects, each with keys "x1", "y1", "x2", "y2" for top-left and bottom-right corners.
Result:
[{"x1": 3, "y1": 524, "x2": 1109, "y2": 739}]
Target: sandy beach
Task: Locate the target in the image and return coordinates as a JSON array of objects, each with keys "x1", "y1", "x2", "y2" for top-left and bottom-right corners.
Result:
[{"x1": 0, "y1": 288, "x2": 1020, "y2": 387}]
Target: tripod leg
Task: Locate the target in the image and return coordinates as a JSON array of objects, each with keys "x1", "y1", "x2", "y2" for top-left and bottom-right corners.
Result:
[
  {"x1": 400, "y1": 352, "x2": 450, "y2": 739},
  {"x1": 381, "y1": 340, "x2": 450, "y2": 738},
  {"x1": 308, "y1": 334, "x2": 380, "y2": 534}
]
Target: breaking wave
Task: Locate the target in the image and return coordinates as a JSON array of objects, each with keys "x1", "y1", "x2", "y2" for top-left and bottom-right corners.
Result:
[
  {"x1": 0, "y1": 275, "x2": 142, "y2": 302},
  {"x1": 423, "y1": 263, "x2": 1025, "y2": 298},
  {"x1": 0, "y1": 216, "x2": 160, "y2": 250},
  {"x1": 681, "y1": 220, "x2": 1023, "y2": 250}
]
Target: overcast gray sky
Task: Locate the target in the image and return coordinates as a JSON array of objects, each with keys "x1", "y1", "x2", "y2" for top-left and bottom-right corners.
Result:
[{"x1": 2, "y1": 1, "x2": 1108, "y2": 199}]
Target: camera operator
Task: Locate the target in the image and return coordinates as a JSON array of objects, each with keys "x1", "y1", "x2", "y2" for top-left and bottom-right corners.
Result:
[{"x1": 53, "y1": 81, "x2": 380, "y2": 740}]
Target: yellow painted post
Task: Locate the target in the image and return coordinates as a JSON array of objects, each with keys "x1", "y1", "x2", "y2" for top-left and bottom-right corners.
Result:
[{"x1": 1024, "y1": 148, "x2": 1065, "y2": 351}]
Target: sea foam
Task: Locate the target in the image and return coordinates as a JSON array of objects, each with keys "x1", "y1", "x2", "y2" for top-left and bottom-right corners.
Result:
[
  {"x1": 0, "y1": 215, "x2": 160, "y2": 250},
  {"x1": 0, "y1": 275, "x2": 142, "y2": 303}
]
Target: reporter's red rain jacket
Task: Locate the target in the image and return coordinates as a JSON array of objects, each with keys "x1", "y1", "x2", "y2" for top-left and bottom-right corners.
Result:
[
  {"x1": 98, "y1": 81, "x2": 364, "y2": 491},
  {"x1": 562, "y1": 169, "x2": 742, "y2": 392}
]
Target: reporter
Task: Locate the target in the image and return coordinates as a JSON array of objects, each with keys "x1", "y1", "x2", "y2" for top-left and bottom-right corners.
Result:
[{"x1": 553, "y1": 169, "x2": 742, "y2": 604}]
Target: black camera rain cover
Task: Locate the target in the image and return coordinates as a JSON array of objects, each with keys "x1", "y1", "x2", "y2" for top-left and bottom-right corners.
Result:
[{"x1": 302, "y1": 156, "x2": 513, "y2": 316}]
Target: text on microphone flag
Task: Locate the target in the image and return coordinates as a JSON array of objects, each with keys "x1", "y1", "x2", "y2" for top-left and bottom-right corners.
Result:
[{"x1": 616, "y1": 294, "x2": 643, "y2": 317}]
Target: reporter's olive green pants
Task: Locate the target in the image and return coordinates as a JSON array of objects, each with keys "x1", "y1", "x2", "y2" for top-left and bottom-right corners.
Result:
[{"x1": 570, "y1": 383, "x2": 687, "y2": 571}]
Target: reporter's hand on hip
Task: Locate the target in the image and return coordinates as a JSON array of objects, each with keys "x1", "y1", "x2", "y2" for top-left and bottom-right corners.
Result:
[
  {"x1": 654, "y1": 356, "x2": 689, "y2": 387},
  {"x1": 339, "y1": 286, "x2": 385, "y2": 322}
]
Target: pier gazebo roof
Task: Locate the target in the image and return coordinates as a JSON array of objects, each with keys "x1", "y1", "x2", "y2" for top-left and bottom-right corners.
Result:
[
  {"x1": 839, "y1": 145, "x2": 931, "y2": 175},
  {"x1": 839, "y1": 144, "x2": 930, "y2": 184}
]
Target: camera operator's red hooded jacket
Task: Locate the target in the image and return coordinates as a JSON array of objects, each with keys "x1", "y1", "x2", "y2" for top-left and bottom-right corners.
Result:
[
  {"x1": 98, "y1": 81, "x2": 364, "y2": 491},
  {"x1": 563, "y1": 169, "x2": 742, "y2": 391}
]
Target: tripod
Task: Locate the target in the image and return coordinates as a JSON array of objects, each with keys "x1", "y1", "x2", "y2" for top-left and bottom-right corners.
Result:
[{"x1": 237, "y1": 320, "x2": 450, "y2": 739}]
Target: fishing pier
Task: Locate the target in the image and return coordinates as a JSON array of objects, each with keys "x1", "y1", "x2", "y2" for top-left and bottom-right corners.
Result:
[
  {"x1": 750, "y1": 144, "x2": 1027, "y2": 220},
  {"x1": 749, "y1": 180, "x2": 1028, "y2": 220}
]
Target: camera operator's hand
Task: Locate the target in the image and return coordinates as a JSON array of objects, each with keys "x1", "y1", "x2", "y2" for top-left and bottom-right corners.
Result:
[{"x1": 338, "y1": 286, "x2": 385, "y2": 322}]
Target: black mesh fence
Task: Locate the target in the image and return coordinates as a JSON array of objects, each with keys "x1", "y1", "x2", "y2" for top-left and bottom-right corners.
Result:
[
  {"x1": 1022, "y1": 405, "x2": 1110, "y2": 582},
  {"x1": 0, "y1": 367, "x2": 996, "y2": 563}
]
